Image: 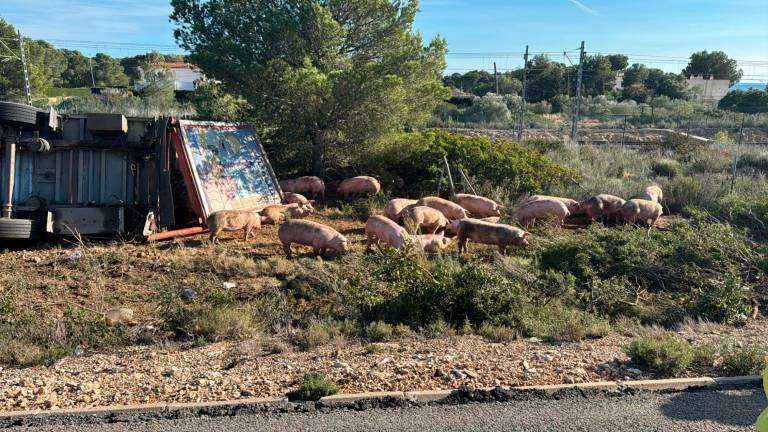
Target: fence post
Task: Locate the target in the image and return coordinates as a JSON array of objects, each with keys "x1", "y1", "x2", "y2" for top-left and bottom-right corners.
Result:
[{"x1": 442, "y1": 156, "x2": 455, "y2": 198}]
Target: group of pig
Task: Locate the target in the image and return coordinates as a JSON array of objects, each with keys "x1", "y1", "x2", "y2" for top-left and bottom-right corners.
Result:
[
  {"x1": 515, "y1": 185, "x2": 664, "y2": 232},
  {"x1": 206, "y1": 173, "x2": 665, "y2": 258},
  {"x1": 369, "y1": 194, "x2": 529, "y2": 254},
  {"x1": 207, "y1": 175, "x2": 383, "y2": 257}
]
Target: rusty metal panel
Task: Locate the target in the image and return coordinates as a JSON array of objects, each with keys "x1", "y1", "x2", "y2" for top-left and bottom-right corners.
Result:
[
  {"x1": 51, "y1": 207, "x2": 125, "y2": 235},
  {"x1": 177, "y1": 121, "x2": 281, "y2": 217}
]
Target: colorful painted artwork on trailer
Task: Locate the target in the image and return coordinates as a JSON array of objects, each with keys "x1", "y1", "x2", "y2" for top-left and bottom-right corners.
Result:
[{"x1": 178, "y1": 121, "x2": 281, "y2": 216}]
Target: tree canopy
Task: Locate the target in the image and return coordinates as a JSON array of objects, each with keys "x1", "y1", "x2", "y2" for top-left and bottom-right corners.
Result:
[
  {"x1": 443, "y1": 70, "x2": 521, "y2": 96},
  {"x1": 683, "y1": 50, "x2": 742, "y2": 85},
  {"x1": 620, "y1": 63, "x2": 689, "y2": 103},
  {"x1": 171, "y1": 0, "x2": 449, "y2": 176},
  {"x1": 718, "y1": 89, "x2": 768, "y2": 114}
]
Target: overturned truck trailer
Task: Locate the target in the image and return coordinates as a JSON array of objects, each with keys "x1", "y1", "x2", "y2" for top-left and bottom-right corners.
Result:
[{"x1": 0, "y1": 102, "x2": 283, "y2": 242}]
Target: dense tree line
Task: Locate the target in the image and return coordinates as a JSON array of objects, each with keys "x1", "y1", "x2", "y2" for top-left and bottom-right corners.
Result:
[
  {"x1": 442, "y1": 51, "x2": 749, "y2": 110},
  {"x1": 0, "y1": 17, "x2": 185, "y2": 100}
]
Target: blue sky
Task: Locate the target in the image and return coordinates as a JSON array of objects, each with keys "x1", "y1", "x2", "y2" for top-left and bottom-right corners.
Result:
[{"x1": 2, "y1": 0, "x2": 767, "y2": 82}]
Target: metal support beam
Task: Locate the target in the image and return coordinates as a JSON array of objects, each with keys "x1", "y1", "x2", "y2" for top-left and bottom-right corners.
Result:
[
  {"x1": 518, "y1": 45, "x2": 529, "y2": 141},
  {"x1": 2, "y1": 138, "x2": 16, "y2": 218},
  {"x1": 18, "y1": 30, "x2": 32, "y2": 105},
  {"x1": 570, "y1": 41, "x2": 585, "y2": 144}
]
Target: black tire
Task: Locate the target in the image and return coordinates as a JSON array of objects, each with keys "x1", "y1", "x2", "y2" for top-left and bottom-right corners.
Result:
[
  {"x1": 0, "y1": 102, "x2": 39, "y2": 128},
  {"x1": 0, "y1": 218, "x2": 42, "y2": 240}
]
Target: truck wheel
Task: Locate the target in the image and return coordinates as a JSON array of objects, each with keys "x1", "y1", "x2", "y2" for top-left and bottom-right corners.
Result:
[
  {"x1": 0, "y1": 218, "x2": 42, "y2": 240},
  {"x1": 0, "y1": 102, "x2": 39, "y2": 128}
]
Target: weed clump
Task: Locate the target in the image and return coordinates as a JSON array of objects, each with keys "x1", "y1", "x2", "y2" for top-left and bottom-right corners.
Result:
[
  {"x1": 478, "y1": 323, "x2": 518, "y2": 343},
  {"x1": 652, "y1": 159, "x2": 683, "y2": 178},
  {"x1": 719, "y1": 342, "x2": 766, "y2": 376},
  {"x1": 365, "y1": 321, "x2": 394, "y2": 342},
  {"x1": 295, "y1": 373, "x2": 338, "y2": 400},
  {"x1": 623, "y1": 333, "x2": 694, "y2": 377}
]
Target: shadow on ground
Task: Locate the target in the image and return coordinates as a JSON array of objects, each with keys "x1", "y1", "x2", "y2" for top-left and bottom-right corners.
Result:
[{"x1": 660, "y1": 387, "x2": 765, "y2": 427}]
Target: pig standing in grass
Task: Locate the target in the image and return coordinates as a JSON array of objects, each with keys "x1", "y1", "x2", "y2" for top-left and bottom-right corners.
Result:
[
  {"x1": 260, "y1": 205, "x2": 284, "y2": 225},
  {"x1": 416, "y1": 196, "x2": 468, "y2": 220},
  {"x1": 514, "y1": 199, "x2": 570, "y2": 227},
  {"x1": 579, "y1": 194, "x2": 626, "y2": 222},
  {"x1": 642, "y1": 185, "x2": 663, "y2": 203},
  {"x1": 401, "y1": 205, "x2": 449, "y2": 234},
  {"x1": 365, "y1": 215, "x2": 410, "y2": 250},
  {"x1": 207, "y1": 210, "x2": 261, "y2": 243},
  {"x1": 445, "y1": 216, "x2": 500, "y2": 236},
  {"x1": 452, "y1": 193, "x2": 502, "y2": 218},
  {"x1": 278, "y1": 220, "x2": 348, "y2": 257},
  {"x1": 284, "y1": 192, "x2": 314, "y2": 210},
  {"x1": 279, "y1": 176, "x2": 325, "y2": 198},
  {"x1": 621, "y1": 199, "x2": 663, "y2": 234},
  {"x1": 526, "y1": 195, "x2": 581, "y2": 213},
  {"x1": 456, "y1": 219, "x2": 530, "y2": 255},
  {"x1": 384, "y1": 198, "x2": 418, "y2": 222},
  {"x1": 337, "y1": 176, "x2": 381, "y2": 200},
  {"x1": 413, "y1": 234, "x2": 452, "y2": 253}
]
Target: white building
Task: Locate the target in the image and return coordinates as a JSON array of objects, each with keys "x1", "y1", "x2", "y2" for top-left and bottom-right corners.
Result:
[
  {"x1": 687, "y1": 75, "x2": 730, "y2": 108},
  {"x1": 135, "y1": 62, "x2": 204, "y2": 92},
  {"x1": 613, "y1": 70, "x2": 625, "y2": 90}
]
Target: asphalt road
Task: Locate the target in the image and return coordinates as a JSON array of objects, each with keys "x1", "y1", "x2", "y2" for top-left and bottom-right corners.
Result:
[{"x1": 8, "y1": 388, "x2": 766, "y2": 432}]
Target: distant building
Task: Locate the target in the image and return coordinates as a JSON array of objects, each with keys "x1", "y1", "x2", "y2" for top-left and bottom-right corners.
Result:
[
  {"x1": 135, "y1": 62, "x2": 204, "y2": 92},
  {"x1": 687, "y1": 75, "x2": 730, "y2": 108},
  {"x1": 613, "y1": 71, "x2": 625, "y2": 91}
]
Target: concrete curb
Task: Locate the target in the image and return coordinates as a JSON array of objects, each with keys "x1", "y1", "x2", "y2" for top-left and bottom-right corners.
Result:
[
  {"x1": 0, "y1": 375, "x2": 761, "y2": 421},
  {"x1": 319, "y1": 391, "x2": 406, "y2": 406},
  {"x1": 0, "y1": 397, "x2": 289, "y2": 420},
  {"x1": 621, "y1": 377, "x2": 717, "y2": 391}
]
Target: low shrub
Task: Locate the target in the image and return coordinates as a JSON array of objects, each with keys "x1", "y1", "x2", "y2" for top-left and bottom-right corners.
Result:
[
  {"x1": 0, "y1": 309, "x2": 129, "y2": 367},
  {"x1": 534, "y1": 222, "x2": 762, "y2": 325},
  {"x1": 295, "y1": 320, "x2": 348, "y2": 350},
  {"x1": 422, "y1": 319, "x2": 456, "y2": 339},
  {"x1": 720, "y1": 342, "x2": 766, "y2": 376},
  {"x1": 295, "y1": 373, "x2": 338, "y2": 400},
  {"x1": 737, "y1": 153, "x2": 768, "y2": 174},
  {"x1": 521, "y1": 303, "x2": 611, "y2": 342},
  {"x1": 478, "y1": 323, "x2": 518, "y2": 343},
  {"x1": 524, "y1": 138, "x2": 565, "y2": 153},
  {"x1": 156, "y1": 277, "x2": 263, "y2": 342},
  {"x1": 365, "y1": 321, "x2": 394, "y2": 342},
  {"x1": 393, "y1": 323, "x2": 415, "y2": 338},
  {"x1": 358, "y1": 130, "x2": 579, "y2": 196},
  {"x1": 623, "y1": 333, "x2": 694, "y2": 377},
  {"x1": 194, "y1": 306, "x2": 261, "y2": 343},
  {"x1": 651, "y1": 159, "x2": 683, "y2": 178}
]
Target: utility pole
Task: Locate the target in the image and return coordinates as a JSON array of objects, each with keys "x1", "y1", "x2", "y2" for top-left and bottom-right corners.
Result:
[
  {"x1": 493, "y1": 62, "x2": 499, "y2": 94},
  {"x1": 17, "y1": 30, "x2": 31, "y2": 105},
  {"x1": 570, "y1": 41, "x2": 585, "y2": 144},
  {"x1": 738, "y1": 112, "x2": 745, "y2": 146},
  {"x1": 89, "y1": 57, "x2": 96, "y2": 87},
  {"x1": 517, "y1": 45, "x2": 529, "y2": 141}
]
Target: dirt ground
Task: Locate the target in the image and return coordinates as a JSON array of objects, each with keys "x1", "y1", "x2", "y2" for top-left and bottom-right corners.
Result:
[
  {"x1": 0, "y1": 206, "x2": 683, "y2": 324},
  {"x1": 0, "y1": 204, "x2": 737, "y2": 413}
]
